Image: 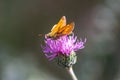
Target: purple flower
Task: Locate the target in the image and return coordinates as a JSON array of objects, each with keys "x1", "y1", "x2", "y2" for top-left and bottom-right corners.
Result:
[{"x1": 42, "y1": 35, "x2": 86, "y2": 60}]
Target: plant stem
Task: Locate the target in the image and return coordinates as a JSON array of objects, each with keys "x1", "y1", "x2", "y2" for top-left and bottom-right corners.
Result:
[{"x1": 67, "y1": 66, "x2": 78, "y2": 80}]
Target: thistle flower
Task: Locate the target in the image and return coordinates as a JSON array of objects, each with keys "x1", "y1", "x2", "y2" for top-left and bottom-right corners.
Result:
[
  {"x1": 42, "y1": 16, "x2": 86, "y2": 80},
  {"x1": 42, "y1": 35, "x2": 86, "y2": 61}
]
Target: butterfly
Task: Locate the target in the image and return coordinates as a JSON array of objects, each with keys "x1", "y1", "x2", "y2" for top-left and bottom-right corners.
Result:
[{"x1": 46, "y1": 16, "x2": 74, "y2": 38}]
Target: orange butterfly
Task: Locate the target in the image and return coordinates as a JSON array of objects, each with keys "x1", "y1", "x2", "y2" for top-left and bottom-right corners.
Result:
[{"x1": 46, "y1": 16, "x2": 74, "y2": 38}]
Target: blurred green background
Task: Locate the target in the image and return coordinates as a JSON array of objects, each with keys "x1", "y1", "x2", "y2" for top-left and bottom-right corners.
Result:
[{"x1": 0, "y1": 0, "x2": 120, "y2": 80}]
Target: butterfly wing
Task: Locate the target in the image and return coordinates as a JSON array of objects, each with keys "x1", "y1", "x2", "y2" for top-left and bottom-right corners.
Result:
[
  {"x1": 46, "y1": 16, "x2": 66, "y2": 37},
  {"x1": 51, "y1": 16, "x2": 66, "y2": 32},
  {"x1": 57, "y1": 22, "x2": 74, "y2": 35}
]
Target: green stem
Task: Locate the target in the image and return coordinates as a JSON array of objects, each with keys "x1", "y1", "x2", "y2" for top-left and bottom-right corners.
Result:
[{"x1": 67, "y1": 66, "x2": 78, "y2": 80}]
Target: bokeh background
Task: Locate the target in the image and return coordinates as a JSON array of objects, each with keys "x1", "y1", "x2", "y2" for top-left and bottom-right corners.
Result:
[{"x1": 0, "y1": 0, "x2": 120, "y2": 80}]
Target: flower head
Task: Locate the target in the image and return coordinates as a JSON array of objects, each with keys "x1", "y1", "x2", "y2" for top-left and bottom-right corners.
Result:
[{"x1": 42, "y1": 35, "x2": 86, "y2": 60}]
